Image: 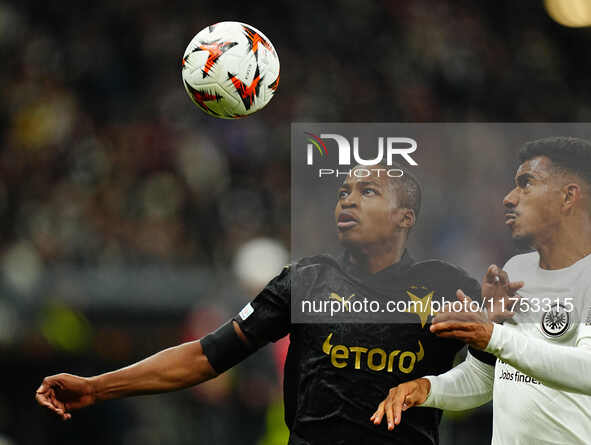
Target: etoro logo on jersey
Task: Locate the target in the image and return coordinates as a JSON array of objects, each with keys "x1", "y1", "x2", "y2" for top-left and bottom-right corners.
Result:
[
  {"x1": 322, "y1": 333, "x2": 424, "y2": 374},
  {"x1": 305, "y1": 133, "x2": 418, "y2": 178}
]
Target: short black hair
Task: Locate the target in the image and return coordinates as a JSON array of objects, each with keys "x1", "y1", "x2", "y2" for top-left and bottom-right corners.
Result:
[
  {"x1": 518, "y1": 136, "x2": 591, "y2": 186},
  {"x1": 394, "y1": 164, "x2": 422, "y2": 220},
  {"x1": 356, "y1": 161, "x2": 422, "y2": 220}
]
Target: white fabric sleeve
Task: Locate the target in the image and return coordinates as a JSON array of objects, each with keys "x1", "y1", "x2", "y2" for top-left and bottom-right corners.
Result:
[
  {"x1": 485, "y1": 323, "x2": 591, "y2": 395},
  {"x1": 420, "y1": 351, "x2": 494, "y2": 410}
]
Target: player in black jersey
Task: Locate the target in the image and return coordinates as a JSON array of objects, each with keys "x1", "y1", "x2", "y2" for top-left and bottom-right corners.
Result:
[{"x1": 36, "y1": 164, "x2": 490, "y2": 445}]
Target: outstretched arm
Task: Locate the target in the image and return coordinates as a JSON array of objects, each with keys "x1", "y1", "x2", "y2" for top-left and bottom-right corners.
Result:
[
  {"x1": 431, "y1": 291, "x2": 591, "y2": 395},
  {"x1": 37, "y1": 264, "x2": 292, "y2": 420},
  {"x1": 36, "y1": 321, "x2": 248, "y2": 420}
]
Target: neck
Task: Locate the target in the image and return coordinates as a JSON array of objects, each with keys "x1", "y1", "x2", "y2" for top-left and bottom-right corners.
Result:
[
  {"x1": 347, "y1": 237, "x2": 406, "y2": 274},
  {"x1": 535, "y1": 219, "x2": 591, "y2": 269}
]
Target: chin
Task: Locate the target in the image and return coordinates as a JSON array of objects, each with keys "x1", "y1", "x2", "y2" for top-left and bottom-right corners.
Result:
[
  {"x1": 512, "y1": 232, "x2": 534, "y2": 251},
  {"x1": 338, "y1": 233, "x2": 363, "y2": 249}
]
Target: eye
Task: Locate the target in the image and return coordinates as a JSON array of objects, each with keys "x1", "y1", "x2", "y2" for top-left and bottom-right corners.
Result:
[
  {"x1": 517, "y1": 176, "x2": 532, "y2": 189},
  {"x1": 362, "y1": 188, "x2": 377, "y2": 196},
  {"x1": 338, "y1": 190, "x2": 349, "y2": 199}
]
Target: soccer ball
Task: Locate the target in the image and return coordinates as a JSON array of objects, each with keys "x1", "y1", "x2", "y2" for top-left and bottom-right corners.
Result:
[{"x1": 181, "y1": 22, "x2": 280, "y2": 119}]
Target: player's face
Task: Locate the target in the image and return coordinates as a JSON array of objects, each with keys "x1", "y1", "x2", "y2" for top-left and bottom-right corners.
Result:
[
  {"x1": 334, "y1": 170, "x2": 408, "y2": 247},
  {"x1": 503, "y1": 156, "x2": 563, "y2": 246}
]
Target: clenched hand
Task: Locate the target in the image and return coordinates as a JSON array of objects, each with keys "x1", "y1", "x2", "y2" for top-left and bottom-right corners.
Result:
[{"x1": 35, "y1": 373, "x2": 96, "y2": 420}]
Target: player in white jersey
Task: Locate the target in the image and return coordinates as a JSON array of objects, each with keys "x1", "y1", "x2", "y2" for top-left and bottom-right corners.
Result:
[{"x1": 370, "y1": 136, "x2": 591, "y2": 444}]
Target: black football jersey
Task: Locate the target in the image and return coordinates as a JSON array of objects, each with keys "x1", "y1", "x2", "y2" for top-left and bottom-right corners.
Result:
[{"x1": 233, "y1": 251, "x2": 484, "y2": 445}]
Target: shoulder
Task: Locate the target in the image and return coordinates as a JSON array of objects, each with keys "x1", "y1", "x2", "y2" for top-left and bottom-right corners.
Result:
[
  {"x1": 275, "y1": 254, "x2": 343, "y2": 286},
  {"x1": 502, "y1": 251, "x2": 538, "y2": 274},
  {"x1": 293, "y1": 253, "x2": 340, "y2": 268},
  {"x1": 409, "y1": 258, "x2": 480, "y2": 296},
  {"x1": 411, "y1": 258, "x2": 474, "y2": 279},
  {"x1": 291, "y1": 254, "x2": 342, "y2": 273}
]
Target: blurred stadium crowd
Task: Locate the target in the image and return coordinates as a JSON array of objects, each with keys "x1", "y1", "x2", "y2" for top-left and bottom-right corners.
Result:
[{"x1": 1, "y1": 0, "x2": 590, "y2": 444}]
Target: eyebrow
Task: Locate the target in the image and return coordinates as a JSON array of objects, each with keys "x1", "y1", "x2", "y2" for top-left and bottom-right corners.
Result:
[
  {"x1": 515, "y1": 172, "x2": 535, "y2": 185},
  {"x1": 339, "y1": 180, "x2": 382, "y2": 188},
  {"x1": 354, "y1": 180, "x2": 382, "y2": 188}
]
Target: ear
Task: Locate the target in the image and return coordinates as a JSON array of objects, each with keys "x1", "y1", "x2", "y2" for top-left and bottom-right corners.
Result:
[
  {"x1": 562, "y1": 183, "x2": 581, "y2": 212},
  {"x1": 399, "y1": 208, "x2": 416, "y2": 229}
]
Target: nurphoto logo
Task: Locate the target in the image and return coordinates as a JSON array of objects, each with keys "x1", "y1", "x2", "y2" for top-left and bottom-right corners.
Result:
[{"x1": 304, "y1": 132, "x2": 418, "y2": 178}]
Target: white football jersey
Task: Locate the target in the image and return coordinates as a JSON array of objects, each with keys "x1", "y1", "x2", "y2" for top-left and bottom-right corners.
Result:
[{"x1": 493, "y1": 251, "x2": 591, "y2": 444}]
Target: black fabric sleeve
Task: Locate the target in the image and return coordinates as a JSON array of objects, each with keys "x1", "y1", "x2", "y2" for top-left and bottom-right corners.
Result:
[
  {"x1": 232, "y1": 265, "x2": 291, "y2": 348},
  {"x1": 200, "y1": 320, "x2": 255, "y2": 374}
]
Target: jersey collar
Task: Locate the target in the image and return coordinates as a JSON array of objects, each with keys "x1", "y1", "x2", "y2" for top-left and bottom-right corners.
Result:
[{"x1": 340, "y1": 249, "x2": 415, "y2": 288}]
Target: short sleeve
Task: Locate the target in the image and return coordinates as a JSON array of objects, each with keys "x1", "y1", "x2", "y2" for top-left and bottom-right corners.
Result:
[{"x1": 233, "y1": 265, "x2": 291, "y2": 348}]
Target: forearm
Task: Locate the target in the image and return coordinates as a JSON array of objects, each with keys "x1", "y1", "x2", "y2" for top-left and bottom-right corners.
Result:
[
  {"x1": 90, "y1": 340, "x2": 217, "y2": 401},
  {"x1": 421, "y1": 352, "x2": 494, "y2": 411},
  {"x1": 485, "y1": 323, "x2": 591, "y2": 394}
]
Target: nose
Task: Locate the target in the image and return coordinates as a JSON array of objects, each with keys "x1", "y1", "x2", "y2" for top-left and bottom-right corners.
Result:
[{"x1": 503, "y1": 188, "x2": 518, "y2": 208}]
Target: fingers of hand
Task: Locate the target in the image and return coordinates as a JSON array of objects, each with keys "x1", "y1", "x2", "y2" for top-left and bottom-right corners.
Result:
[
  {"x1": 371, "y1": 401, "x2": 385, "y2": 425},
  {"x1": 36, "y1": 382, "x2": 72, "y2": 420},
  {"x1": 432, "y1": 312, "x2": 461, "y2": 324},
  {"x1": 385, "y1": 401, "x2": 395, "y2": 431},
  {"x1": 36, "y1": 396, "x2": 69, "y2": 420},
  {"x1": 50, "y1": 393, "x2": 67, "y2": 412},
  {"x1": 431, "y1": 322, "x2": 492, "y2": 349},
  {"x1": 35, "y1": 390, "x2": 56, "y2": 411},
  {"x1": 389, "y1": 386, "x2": 410, "y2": 429},
  {"x1": 508, "y1": 281, "x2": 524, "y2": 296},
  {"x1": 456, "y1": 289, "x2": 473, "y2": 303},
  {"x1": 373, "y1": 385, "x2": 420, "y2": 429},
  {"x1": 432, "y1": 310, "x2": 480, "y2": 324},
  {"x1": 430, "y1": 320, "x2": 474, "y2": 334},
  {"x1": 455, "y1": 289, "x2": 466, "y2": 302},
  {"x1": 374, "y1": 389, "x2": 404, "y2": 430},
  {"x1": 433, "y1": 329, "x2": 471, "y2": 341},
  {"x1": 432, "y1": 329, "x2": 477, "y2": 345},
  {"x1": 492, "y1": 313, "x2": 515, "y2": 323},
  {"x1": 491, "y1": 306, "x2": 515, "y2": 320},
  {"x1": 392, "y1": 392, "x2": 406, "y2": 428},
  {"x1": 485, "y1": 265, "x2": 499, "y2": 283},
  {"x1": 498, "y1": 270, "x2": 509, "y2": 286}
]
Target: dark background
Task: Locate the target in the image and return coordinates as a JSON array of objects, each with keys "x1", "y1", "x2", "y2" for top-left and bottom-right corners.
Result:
[{"x1": 1, "y1": 0, "x2": 590, "y2": 444}]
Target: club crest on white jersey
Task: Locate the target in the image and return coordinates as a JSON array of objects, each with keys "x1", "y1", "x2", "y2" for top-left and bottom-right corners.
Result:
[{"x1": 539, "y1": 303, "x2": 574, "y2": 339}]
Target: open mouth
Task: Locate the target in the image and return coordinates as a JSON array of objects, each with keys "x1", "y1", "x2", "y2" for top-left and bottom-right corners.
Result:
[
  {"x1": 337, "y1": 212, "x2": 358, "y2": 230},
  {"x1": 504, "y1": 212, "x2": 517, "y2": 225}
]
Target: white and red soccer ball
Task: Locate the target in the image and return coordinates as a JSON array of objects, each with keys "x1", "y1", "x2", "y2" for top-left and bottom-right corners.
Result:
[{"x1": 181, "y1": 21, "x2": 280, "y2": 119}]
